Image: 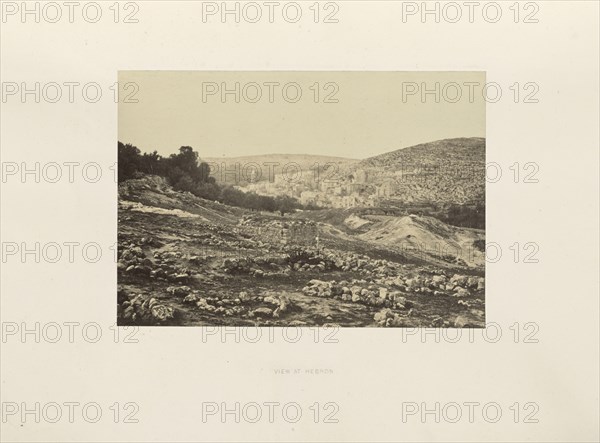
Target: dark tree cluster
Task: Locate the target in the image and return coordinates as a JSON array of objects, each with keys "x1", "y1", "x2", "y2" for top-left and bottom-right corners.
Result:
[
  {"x1": 438, "y1": 203, "x2": 485, "y2": 230},
  {"x1": 118, "y1": 142, "x2": 301, "y2": 215}
]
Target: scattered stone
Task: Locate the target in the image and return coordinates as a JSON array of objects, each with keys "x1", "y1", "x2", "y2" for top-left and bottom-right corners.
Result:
[
  {"x1": 431, "y1": 316, "x2": 444, "y2": 327},
  {"x1": 288, "y1": 320, "x2": 308, "y2": 326},
  {"x1": 451, "y1": 274, "x2": 468, "y2": 286},
  {"x1": 118, "y1": 292, "x2": 176, "y2": 325},
  {"x1": 374, "y1": 308, "x2": 394, "y2": 323},
  {"x1": 454, "y1": 316, "x2": 469, "y2": 328},
  {"x1": 151, "y1": 303, "x2": 175, "y2": 322},
  {"x1": 196, "y1": 298, "x2": 216, "y2": 312},
  {"x1": 432, "y1": 275, "x2": 447, "y2": 284}
]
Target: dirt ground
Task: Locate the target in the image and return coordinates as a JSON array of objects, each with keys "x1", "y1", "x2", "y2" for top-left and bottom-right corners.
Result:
[{"x1": 117, "y1": 197, "x2": 485, "y2": 327}]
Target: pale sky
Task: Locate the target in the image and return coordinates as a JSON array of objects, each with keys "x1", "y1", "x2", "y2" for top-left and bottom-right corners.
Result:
[{"x1": 118, "y1": 71, "x2": 485, "y2": 159}]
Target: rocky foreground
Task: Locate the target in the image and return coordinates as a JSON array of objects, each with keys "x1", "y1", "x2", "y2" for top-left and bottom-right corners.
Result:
[{"x1": 117, "y1": 176, "x2": 485, "y2": 327}]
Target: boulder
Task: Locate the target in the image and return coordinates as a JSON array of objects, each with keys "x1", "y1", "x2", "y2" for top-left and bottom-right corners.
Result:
[
  {"x1": 432, "y1": 275, "x2": 447, "y2": 284},
  {"x1": 454, "y1": 287, "x2": 471, "y2": 297},
  {"x1": 263, "y1": 296, "x2": 280, "y2": 306},
  {"x1": 374, "y1": 308, "x2": 394, "y2": 323},
  {"x1": 278, "y1": 295, "x2": 291, "y2": 314},
  {"x1": 393, "y1": 294, "x2": 407, "y2": 305},
  {"x1": 477, "y1": 278, "x2": 485, "y2": 290},
  {"x1": 196, "y1": 298, "x2": 216, "y2": 312},
  {"x1": 431, "y1": 316, "x2": 444, "y2": 327},
  {"x1": 253, "y1": 307, "x2": 273, "y2": 317},
  {"x1": 385, "y1": 314, "x2": 405, "y2": 327},
  {"x1": 183, "y1": 294, "x2": 199, "y2": 303},
  {"x1": 167, "y1": 286, "x2": 191, "y2": 297},
  {"x1": 151, "y1": 304, "x2": 175, "y2": 322},
  {"x1": 454, "y1": 316, "x2": 469, "y2": 328},
  {"x1": 451, "y1": 274, "x2": 468, "y2": 286},
  {"x1": 289, "y1": 320, "x2": 308, "y2": 326}
]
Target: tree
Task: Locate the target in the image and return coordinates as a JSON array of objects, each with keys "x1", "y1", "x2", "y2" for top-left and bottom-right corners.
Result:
[
  {"x1": 117, "y1": 142, "x2": 141, "y2": 182},
  {"x1": 169, "y1": 146, "x2": 198, "y2": 174},
  {"x1": 219, "y1": 186, "x2": 246, "y2": 207},
  {"x1": 195, "y1": 182, "x2": 221, "y2": 201},
  {"x1": 276, "y1": 195, "x2": 297, "y2": 216},
  {"x1": 117, "y1": 141, "x2": 305, "y2": 214},
  {"x1": 140, "y1": 151, "x2": 164, "y2": 175},
  {"x1": 174, "y1": 175, "x2": 196, "y2": 193}
]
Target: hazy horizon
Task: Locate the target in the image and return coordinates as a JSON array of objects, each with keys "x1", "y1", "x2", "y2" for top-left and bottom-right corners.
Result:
[
  {"x1": 119, "y1": 71, "x2": 485, "y2": 159},
  {"x1": 119, "y1": 136, "x2": 486, "y2": 161}
]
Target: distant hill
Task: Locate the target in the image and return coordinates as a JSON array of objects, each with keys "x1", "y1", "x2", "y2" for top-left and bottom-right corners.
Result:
[
  {"x1": 360, "y1": 137, "x2": 485, "y2": 169},
  {"x1": 204, "y1": 154, "x2": 359, "y2": 184},
  {"x1": 205, "y1": 138, "x2": 485, "y2": 206},
  {"x1": 205, "y1": 154, "x2": 359, "y2": 164},
  {"x1": 353, "y1": 137, "x2": 485, "y2": 205}
]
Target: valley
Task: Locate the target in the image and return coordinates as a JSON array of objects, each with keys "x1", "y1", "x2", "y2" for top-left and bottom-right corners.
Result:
[{"x1": 117, "y1": 169, "x2": 485, "y2": 327}]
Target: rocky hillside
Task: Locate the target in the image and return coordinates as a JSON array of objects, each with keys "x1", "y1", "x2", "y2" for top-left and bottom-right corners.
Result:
[
  {"x1": 357, "y1": 214, "x2": 484, "y2": 267},
  {"x1": 118, "y1": 175, "x2": 485, "y2": 327},
  {"x1": 360, "y1": 137, "x2": 485, "y2": 169},
  {"x1": 354, "y1": 137, "x2": 485, "y2": 204},
  {"x1": 223, "y1": 138, "x2": 485, "y2": 208},
  {"x1": 119, "y1": 175, "x2": 243, "y2": 225}
]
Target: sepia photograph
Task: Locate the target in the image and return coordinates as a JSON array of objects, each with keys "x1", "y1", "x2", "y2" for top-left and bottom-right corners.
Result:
[
  {"x1": 2, "y1": 1, "x2": 599, "y2": 442},
  {"x1": 117, "y1": 71, "x2": 486, "y2": 327}
]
